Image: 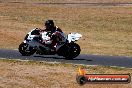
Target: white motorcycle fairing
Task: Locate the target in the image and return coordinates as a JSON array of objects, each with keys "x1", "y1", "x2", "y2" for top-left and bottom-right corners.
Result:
[{"x1": 19, "y1": 28, "x2": 82, "y2": 59}]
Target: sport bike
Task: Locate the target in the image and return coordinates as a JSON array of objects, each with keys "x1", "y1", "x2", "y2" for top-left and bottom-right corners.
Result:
[{"x1": 19, "y1": 28, "x2": 82, "y2": 59}]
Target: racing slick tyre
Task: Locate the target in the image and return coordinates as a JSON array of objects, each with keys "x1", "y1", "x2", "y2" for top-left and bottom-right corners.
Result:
[
  {"x1": 19, "y1": 42, "x2": 36, "y2": 56},
  {"x1": 58, "y1": 43, "x2": 80, "y2": 59}
]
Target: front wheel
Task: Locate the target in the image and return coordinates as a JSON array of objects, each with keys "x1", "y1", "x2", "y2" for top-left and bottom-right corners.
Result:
[
  {"x1": 57, "y1": 43, "x2": 81, "y2": 59},
  {"x1": 65, "y1": 43, "x2": 81, "y2": 59},
  {"x1": 19, "y1": 42, "x2": 36, "y2": 56}
]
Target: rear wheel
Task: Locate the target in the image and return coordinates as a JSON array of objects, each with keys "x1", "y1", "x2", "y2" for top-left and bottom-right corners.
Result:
[{"x1": 19, "y1": 42, "x2": 36, "y2": 56}]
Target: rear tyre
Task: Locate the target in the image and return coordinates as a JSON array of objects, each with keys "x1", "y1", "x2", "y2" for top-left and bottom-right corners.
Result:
[{"x1": 19, "y1": 42, "x2": 36, "y2": 56}]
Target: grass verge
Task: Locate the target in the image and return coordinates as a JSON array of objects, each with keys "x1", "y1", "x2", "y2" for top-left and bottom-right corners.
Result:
[{"x1": 0, "y1": 58, "x2": 132, "y2": 88}]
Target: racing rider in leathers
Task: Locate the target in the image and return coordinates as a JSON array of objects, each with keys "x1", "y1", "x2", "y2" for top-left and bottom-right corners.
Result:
[
  {"x1": 29, "y1": 20, "x2": 66, "y2": 51},
  {"x1": 42, "y1": 20, "x2": 66, "y2": 51}
]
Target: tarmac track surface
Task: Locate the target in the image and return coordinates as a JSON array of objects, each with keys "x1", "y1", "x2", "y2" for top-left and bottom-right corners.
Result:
[
  {"x1": 0, "y1": 2, "x2": 132, "y2": 68},
  {"x1": 0, "y1": 49, "x2": 132, "y2": 68}
]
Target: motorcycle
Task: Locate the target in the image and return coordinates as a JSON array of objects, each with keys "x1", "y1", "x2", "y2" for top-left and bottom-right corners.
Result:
[{"x1": 19, "y1": 28, "x2": 82, "y2": 59}]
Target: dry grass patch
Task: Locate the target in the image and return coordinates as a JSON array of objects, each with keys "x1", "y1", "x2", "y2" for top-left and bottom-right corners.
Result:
[
  {"x1": 1, "y1": 0, "x2": 132, "y2": 3},
  {"x1": 0, "y1": 59, "x2": 132, "y2": 88},
  {"x1": 0, "y1": 2, "x2": 132, "y2": 56}
]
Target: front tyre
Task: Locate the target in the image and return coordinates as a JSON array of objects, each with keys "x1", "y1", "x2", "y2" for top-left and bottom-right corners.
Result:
[
  {"x1": 19, "y1": 42, "x2": 36, "y2": 56},
  {"x1": 64, "y1": 43, "x2": 81, "y2": 59}
]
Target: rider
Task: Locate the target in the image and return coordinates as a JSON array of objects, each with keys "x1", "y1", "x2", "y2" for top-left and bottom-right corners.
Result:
[{"x1": 41, "y1": 20, "x2": 66, "y2": 51}]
